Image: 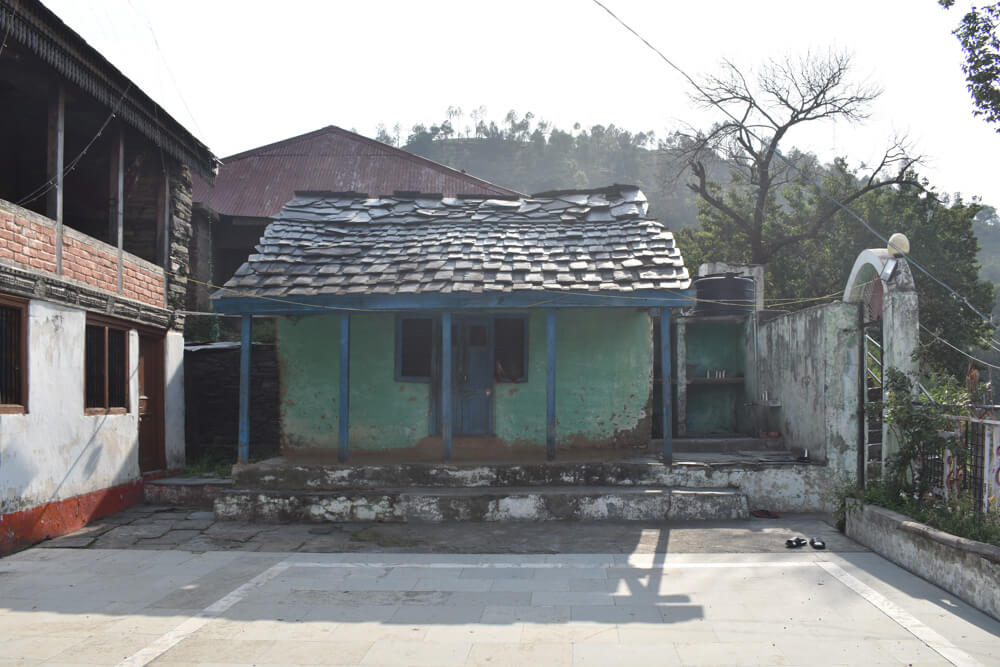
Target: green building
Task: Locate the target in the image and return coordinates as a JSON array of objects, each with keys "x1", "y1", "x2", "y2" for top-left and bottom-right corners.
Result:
[{"x1": 214, "y1": 186, "x2": 692, "y2": 462}]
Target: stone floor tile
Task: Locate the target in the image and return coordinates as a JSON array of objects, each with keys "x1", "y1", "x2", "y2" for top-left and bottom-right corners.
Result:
[
  {"x1": 572, "y1": 643, "x2": 683, "y2": 665},
  {"x1": 359, "y1": 639, "x2": 471, "y2": 666},
  {"x1": 389, "y1": 605, "x2": 484, "y2": 625},
  {"x1": 254, "y1": 639, "x2": 373, "y2": 664},
  {"x1": 531, "y1": 591, "x2": 615, "y2": 606},
  {"x1": 480, "y1": 604, "x2": 571, "y2": 624},
  {"x1": 326, "y1": 621, "x2": 428, "y2": 643},
  {"x1": 520, "y1": 621, "x2": 619, "y2": 644},
  {"x1": 465, "y1": 641, "x2": 572, "y2": 666},
  {"x1": 45, "y1": 631, "x2": 162, "y2": 664},
  {"x1": 156, "y1": 637, "x2": 276, "y2": 664},
  {"x1": 422, "y1": 622, "x2": 524, "y2": 644},
  {"x1": 673, "y1": 639, "x2": 786, "y2": 665}
]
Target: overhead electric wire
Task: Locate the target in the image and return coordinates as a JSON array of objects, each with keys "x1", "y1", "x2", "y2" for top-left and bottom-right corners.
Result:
[
  {"x1": 920, "y1": 324, "x2": 1000, "y2": 371},
  {"x1": 16, "y1": 83, "x2": 134, "y2": 207},
  {"x1": 589, "y1": 0, "x2": 998, "y2": 347}
]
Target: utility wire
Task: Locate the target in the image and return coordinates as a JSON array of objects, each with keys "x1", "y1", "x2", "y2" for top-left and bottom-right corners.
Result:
[
  {"x1": 589, "y1": 0, "x2": 998, "y2": 340},
  {"x1": 126, "y1": 0, "x2": 204, "y2": 138},
  {"x1": 16, "y1": 83, "x2": 134, "y2": 207},
  {"x1": 920, "y1": 324, "x2": 1000, "y2": 371}
]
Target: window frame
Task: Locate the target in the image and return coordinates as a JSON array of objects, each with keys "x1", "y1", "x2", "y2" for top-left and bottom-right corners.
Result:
[
  {"x1": 0, "y1": 294, "x2": 28, "y2": 414},
  {"x1": 395, "y1": 315, "x2": 437, "y2": 383},
  {"x1": 493, "y1": 315, "x2": 529, "y2": 383},
  {"x1": 84, "y1": 315, "x2": 130, "y2": 415}
]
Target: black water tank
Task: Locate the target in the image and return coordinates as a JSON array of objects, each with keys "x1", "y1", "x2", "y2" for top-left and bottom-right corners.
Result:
[{"x1": 693, "y1": 273, "x2": 755, "y2": 316}]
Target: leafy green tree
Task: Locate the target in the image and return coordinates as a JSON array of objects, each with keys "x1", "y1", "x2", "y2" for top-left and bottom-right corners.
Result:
[{"x1": 941, "y1": 1, "x2": 1000, "y2": 128}]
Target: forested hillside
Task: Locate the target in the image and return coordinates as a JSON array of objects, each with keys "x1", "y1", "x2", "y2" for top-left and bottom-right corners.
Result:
[
  {"x1": 381, "y1": 110, "x2": 727, "y2": 231},
  {"x1": 384, "y1": 109, "x2": 998, "y2": 374}
]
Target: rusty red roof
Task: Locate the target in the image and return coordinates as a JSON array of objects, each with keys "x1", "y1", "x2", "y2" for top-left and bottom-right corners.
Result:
[{"x1": 191, "y1": 126, "x2": 521, "y2": 218}]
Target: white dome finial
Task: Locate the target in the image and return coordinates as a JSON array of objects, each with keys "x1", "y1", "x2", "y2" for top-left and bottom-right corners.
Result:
[{"x1": 887, "y1": 233, "x2": 909, "y2": 257}]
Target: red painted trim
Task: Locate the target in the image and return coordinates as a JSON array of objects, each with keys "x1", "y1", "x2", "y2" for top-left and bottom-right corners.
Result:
[
  {"x1": 141, "y1": 468, "x2": 184, "y2": 483},
  {"x1": 0, "y1": 480, "x2": 144, "y2": 554}
]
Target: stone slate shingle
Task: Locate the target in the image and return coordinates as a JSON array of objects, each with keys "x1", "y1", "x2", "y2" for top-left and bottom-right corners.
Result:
[{"x1": 217, "y1": 185, "x2": 690, "y2": 299}]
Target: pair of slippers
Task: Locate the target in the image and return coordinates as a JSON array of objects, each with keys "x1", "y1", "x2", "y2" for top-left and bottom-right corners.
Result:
[{"x1": 785, "y1": 537, "x2": 825, "y2": 549}]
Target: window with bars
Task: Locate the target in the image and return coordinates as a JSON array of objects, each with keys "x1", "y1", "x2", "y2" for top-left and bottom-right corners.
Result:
[
  {"x1": 0, "y1": 296, "x2": 27, "y2": 413},
  {"x1": 85, "y1": 320, "x2": 128, "y2": 413}
]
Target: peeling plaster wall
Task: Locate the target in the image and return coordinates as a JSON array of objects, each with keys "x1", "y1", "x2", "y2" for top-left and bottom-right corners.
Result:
[
  {"x1": 277, "y1": 313, "x2": 432, "y2": 452},
  {"x1": 0, "y1": 301, "x2": 141, "y2": 515},
  {"x1": 495, "y1": 309, "x2": 652, "y2": 447},
  {"x1": 275, "y1": 309, "x2": 653, "y2": 453},
  {"x1": 753, "y1": 302, "x2": 860, "y2": 483}
]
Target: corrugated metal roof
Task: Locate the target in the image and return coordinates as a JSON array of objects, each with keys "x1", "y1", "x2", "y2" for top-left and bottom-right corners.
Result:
[
  {"x1": 192, "y1": 126, "x2": 521, "y2": 218},
  {"x1": 216, "y1": 186, "x2": 690, "y2": 300}
]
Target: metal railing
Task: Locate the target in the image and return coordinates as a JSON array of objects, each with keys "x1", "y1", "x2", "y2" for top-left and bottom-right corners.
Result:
[{"x1": 941, "y1": 415, "x2": 1000, "y2": 514}]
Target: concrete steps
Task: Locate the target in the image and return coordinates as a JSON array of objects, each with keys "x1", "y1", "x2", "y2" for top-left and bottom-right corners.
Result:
[
  {"x1": 231, "y1": 455, "x2": 802, "y2": 491},
  {"x1": 213, "y1": 486, "x2": 749, "y2": 523},
  {"x1": 214, "y1": 454, "x2": 832, "y2": 522}
]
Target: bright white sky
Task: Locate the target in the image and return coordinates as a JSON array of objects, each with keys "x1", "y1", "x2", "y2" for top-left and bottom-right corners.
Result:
[{"x1": 41, "y1": 0, "x2": 1000, "y2": 208}]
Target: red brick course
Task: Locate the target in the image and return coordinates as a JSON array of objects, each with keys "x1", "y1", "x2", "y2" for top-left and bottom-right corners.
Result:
[{"x1": 0, "y1": 207, "x2": 165, "y2": 307}]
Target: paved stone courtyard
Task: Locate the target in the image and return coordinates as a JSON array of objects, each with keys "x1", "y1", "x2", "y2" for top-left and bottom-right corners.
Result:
[
  {"x1": 2, "y1": 507, "x2": 999, "y2": 666},
  {"x1": 38, "y1": 505, "x2": 854, "y2": 555}
]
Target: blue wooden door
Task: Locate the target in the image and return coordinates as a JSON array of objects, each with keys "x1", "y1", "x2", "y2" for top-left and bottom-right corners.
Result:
[{"x1": 452, "y1": 318, "x2": 493, "y2": 435}]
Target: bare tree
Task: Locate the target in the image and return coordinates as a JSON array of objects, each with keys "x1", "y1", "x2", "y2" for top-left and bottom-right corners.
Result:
[{"x1": 684, "y1": 53, "x2": 921, "y2": 265}]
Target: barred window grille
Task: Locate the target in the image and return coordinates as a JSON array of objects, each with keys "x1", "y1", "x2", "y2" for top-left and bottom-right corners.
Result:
[
  {"x1": 84, "y1": 322, "x2": 128, "y2": 411},
  {"x1": 1, "y1": 303, "x2": 24, "y2": 407}
]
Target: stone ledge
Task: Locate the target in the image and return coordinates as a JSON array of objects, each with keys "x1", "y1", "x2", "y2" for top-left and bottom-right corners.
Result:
[{"x1": 845, "y1": 501, "x2": 1000, "y2": 621}]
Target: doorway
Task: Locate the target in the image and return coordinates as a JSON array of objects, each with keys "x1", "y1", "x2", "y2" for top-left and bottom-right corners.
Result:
[
  {"x1": 451, "y1": 318, "x2": 494, "y2": 436},
  {"x1": 137, "y1": 332, "x2": 165, "y2": 473}
]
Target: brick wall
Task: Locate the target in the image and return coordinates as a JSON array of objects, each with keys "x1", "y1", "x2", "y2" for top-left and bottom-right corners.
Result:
[{"x1": 0, "y1": 201, "x2": 165, "y2": 308}]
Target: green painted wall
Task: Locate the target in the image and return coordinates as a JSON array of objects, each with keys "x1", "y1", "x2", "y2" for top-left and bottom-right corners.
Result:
[
  {"x1": 277, "y1": 314, "x2": 431, "y2": 452},
  {"x1": 495, "y1": 309, "x2": 652, "y2": 446},
  {"x1": 277, "y1": 308, "x2": 652, "y2": 452},
  {"x1": 685, "y1": 320, "x2": 745, "y2": 378},
  {"x1": 682, "y1": 319, "x2": 747, "y2": 434}
]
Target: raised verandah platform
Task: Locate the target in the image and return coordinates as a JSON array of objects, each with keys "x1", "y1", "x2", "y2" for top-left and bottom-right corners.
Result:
[{"x1": 170, "y1": 443, "x2": 830, "y2": 523}]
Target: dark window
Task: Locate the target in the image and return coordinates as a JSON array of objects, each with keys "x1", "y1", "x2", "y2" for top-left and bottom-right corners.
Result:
[
  {"x1": 0, "y1": 297, "x2": 27, "y2": 413},
  {"x1": 469, "y1": 324, "x2": 487, "y2": 346},
  {"x1": 85, "y1": 321, "x2": 128, "y2": 412},
  {"x1": 398, "y1": 317, "x2": 433, "y2": 380},
  {"x1": 494, "y1": 317, "x2": 527, "y2": 382}
]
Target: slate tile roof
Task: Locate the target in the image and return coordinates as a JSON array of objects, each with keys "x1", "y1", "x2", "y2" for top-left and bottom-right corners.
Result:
[{"x1": 217, "y1": 185, "x2": 690, "y2": 299}]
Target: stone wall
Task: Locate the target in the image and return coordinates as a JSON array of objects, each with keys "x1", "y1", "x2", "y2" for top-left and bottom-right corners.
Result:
[
  {"x1": 846, "y1": 502, "x2": 1000, "y2": 622},
  {"x1": 166, "y1": 164, "x2": 193, "y2": 330},
  {"x1": 184, "y1": 343, "x2": 280, "y2": 462}
]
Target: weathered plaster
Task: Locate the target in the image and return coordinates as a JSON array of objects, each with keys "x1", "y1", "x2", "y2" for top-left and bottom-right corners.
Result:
[
  {"x1": 234, "y1": 457, "x2": 840, "y2": 512},
  {"x1": 276, "y1": 313, "x2": 431, "y2": 452},
  {"x1": 495, "y1": 309, "x2": 653, "y2": 447},
  {"x1": 846, "y1": 502, "x2": 1000, "y2": 622},
  {"x1": 214, "y1": 485, "x2": 749, "y2": 522},
  {"x1": 0, "y1": 301, "x2": 140, "y2": 515},
  {"x1": 752, "y1": 301, "x2": 859, "y2": 484},
  {"x1": 276, "y1": 309, "x2": 653, "y2": 453},
  {"x1": 165, "y1": 330, "x2": 185, "y2": 469}
]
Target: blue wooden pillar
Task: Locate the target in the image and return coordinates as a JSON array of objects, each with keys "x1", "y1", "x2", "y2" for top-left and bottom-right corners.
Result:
[
  {"x1": 659, "y1": 308, "x2": 673, "y2": 463},
  {"x1": 237, "y1": 314, "x2": 252, "y2": 464},
  {"x1": 546, "y1": 308, "x2": 557, "y2": 461},
  {"x1": 338, "y1": 313, "x2": 350, "y2": 463},
  {"x1": 441, "y1": 312, "x2": 452, "y2": 460}
]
